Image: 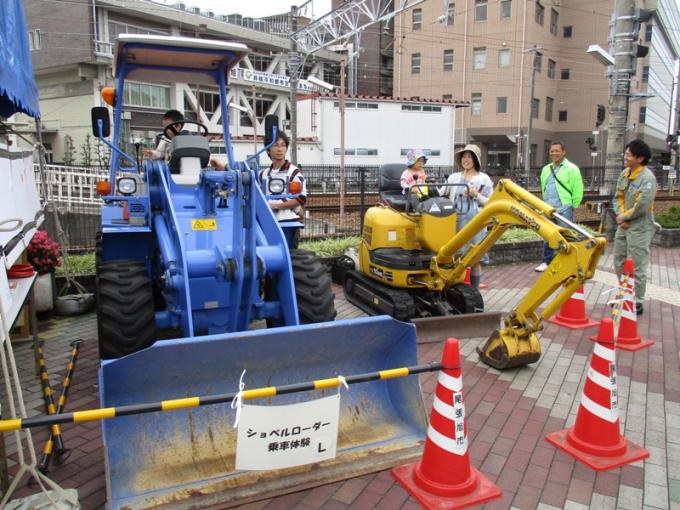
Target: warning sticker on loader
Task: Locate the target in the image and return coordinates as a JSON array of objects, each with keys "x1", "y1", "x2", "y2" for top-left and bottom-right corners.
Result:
[
  {"x1": 235, "y1": 394, "x2": 340, "y2": 470},
  {"x1": 191, "y1": 219, "x2": 217, "y2": 230}
]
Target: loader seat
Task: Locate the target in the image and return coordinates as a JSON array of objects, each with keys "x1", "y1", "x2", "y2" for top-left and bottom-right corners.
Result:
[
  {"x1": 379, "y1": 163, "x2": 408, "y2": 211},
  {"x1": 169, "y1": 135, "x2": 211, "y2": 186}
]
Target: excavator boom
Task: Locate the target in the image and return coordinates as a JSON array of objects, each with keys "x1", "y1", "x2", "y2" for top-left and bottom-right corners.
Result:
[{"x1": 433, "y1": 179, "x2": 606, "y2": 369}]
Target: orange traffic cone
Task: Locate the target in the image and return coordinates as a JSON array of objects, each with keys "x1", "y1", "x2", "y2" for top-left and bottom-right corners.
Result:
[
  {"x1": 546, "y1": 318, "x2": 649, "y2": 470},
  {"x1": 548, "y1": 286, "x2": 599, "y2": 329},
  {"x1": 463, "y1": 267, "x2": 472, "y2": 285},
  {"x1": 392, "y1": 338, "x2": 502, "y2": 509},
  {"x1": 608, "y1": 258, "x2": 654, "y2": 351}
]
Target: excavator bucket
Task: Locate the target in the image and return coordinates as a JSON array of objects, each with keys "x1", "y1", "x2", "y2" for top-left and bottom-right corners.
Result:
[
  {"x1": 476, "y1": 327, "x2": 542, "y2": 369},
  {"x1": 99, "y1": 316, "x2": 428, "y2": 509}
]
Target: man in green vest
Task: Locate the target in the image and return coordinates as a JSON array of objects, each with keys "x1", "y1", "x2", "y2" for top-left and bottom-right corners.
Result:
[
  {"x1": 535, "y1": 141, "x2": 584, "y2": 272},
  {"x1": 613, "y1": 139, "x2": 658, "y2": 315}
]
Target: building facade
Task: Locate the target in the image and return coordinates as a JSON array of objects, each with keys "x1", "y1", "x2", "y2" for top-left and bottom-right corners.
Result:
[
  {"x1": 21, "y1": 0, "x2": 340, "y2": 164},
  {"x1": 392, "y1": 0, "x2": 680, "y2": 170}
]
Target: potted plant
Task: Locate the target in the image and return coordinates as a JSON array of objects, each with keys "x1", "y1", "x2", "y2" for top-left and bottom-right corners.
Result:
[{"x1": 27, "y1": 230, "x2": 61, "y2": 312}]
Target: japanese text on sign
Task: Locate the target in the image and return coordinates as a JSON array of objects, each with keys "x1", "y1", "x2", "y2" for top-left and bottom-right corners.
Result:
[{"x1": 235, "y1": 394, "x2": 340, "y2": 470}]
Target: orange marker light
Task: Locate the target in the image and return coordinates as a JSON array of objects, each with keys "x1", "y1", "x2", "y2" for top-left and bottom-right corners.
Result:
[
  {"x1": 101, "y1": 87, "x2": 117, "y2": 107},
  {"x1": 288, "y1": 181, "x2": 302, "y2": 194},
  {"x1": 96, "y1": 181, "x2": 111, "y2": 196}
]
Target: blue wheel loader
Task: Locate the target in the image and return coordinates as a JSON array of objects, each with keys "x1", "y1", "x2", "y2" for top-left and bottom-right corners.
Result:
[{"x1": 91, "y1": 35, "x2": 429, "y2": 509}]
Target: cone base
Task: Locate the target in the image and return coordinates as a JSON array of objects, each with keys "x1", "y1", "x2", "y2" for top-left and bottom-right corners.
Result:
[
  {"x1": 392, "y1": 462, "x2": 501, "y2": 510},
  {"x1": 545, "y1": 428, "x2": 649, "y2": 471},
  {"x1": 588, "y1": 333, "x2": 654, "y2": 351},
  {"x1": 548, "y1": 316, "x2": 599, "y2": 330}
]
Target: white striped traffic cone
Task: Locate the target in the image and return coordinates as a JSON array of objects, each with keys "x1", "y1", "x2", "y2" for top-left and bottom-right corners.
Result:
[
  {"x1": 392, "y1": 338, "x2": 501, "y2": 508},
  {"x1": 546, "y1": 318, "x2": 649, "y2": 470},
  {"x1": 549, "y1": 285, "x2": 599, "y2": 329}
]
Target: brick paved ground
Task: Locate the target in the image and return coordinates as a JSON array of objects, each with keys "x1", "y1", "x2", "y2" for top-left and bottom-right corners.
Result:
[{"x1": 3, "y1": 246, "x2": 680, "y2": 509}]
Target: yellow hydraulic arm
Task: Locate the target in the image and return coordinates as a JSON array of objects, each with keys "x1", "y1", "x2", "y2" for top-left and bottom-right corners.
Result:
[{"x1": 432, "y1": 179, "x2": 606, "y2": 369}]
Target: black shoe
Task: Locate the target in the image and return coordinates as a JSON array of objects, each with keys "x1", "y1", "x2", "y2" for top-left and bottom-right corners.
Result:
[{"x1": 635, "y1": 303, "x2": 643, "y2": 315}]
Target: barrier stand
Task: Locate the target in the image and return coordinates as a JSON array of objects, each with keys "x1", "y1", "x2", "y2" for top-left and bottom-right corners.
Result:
[
  {"x1": 392, "y1": 338, "x2": 502, "y2": 509},
  {"x1": 546, "y1": 318, "x2": 649, "y2": 470},
  {"x1": 548, "y1": 285, "x2": 599, "y2": 329},
  {"x1": 38, "y1": 340, "x2": 81, "y2": 473}
]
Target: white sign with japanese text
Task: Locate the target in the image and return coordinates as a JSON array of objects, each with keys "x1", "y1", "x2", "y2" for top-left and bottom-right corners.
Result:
[{"x1": 235, "y1": 394, "x2": 340, "y2": 471}]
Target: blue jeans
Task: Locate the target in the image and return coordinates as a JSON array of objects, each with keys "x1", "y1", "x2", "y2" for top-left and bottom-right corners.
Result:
[{"x1": 542, "y1": 206, "x2": 574, "y2": 264}]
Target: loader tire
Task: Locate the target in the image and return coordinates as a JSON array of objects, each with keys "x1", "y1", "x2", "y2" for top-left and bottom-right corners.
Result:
[
  {"x1": 447, "y1": 284, "x2": 484, "y2": 314},
  {"x1": 97, "y1": 260, "x2": 155, "y2": 359},
  {"x1": 95, "y1": 231, "x2": 103, "y2": 271},
  {"x1": 291, "y1": 249, "x2": 337, "y2": 324}
]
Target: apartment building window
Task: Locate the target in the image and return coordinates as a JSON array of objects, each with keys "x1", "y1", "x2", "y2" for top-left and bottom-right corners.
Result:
[
  {"x1": 471, "y1": 93, "x2": 482, "y2": 116},
  {"x1": 550, "y1": 9, "x2": 559, "y2": 35},
  {"x1": 411, "y1": 53, "x2": 421, "y2": 74},
  {"x1": 499, "y1": 49, "x2": 510, "y2": 67},
  {"x1": 400, "y1": 149, "x2": 441, "y2": 156},
  {"x1": 563, "y1": 26, "x2": 572, "y2": 37},
  {"x1": 475, "y1": 0, "x2": 488, "y2": 22},
  {"x1": 124, "y1": 82, "x2": 171, "y2": 109},
  {"x1": 543, "y1": 140, "x2": 552, "y2": 161},
  {"x1": 443, "y1": 49, "x2": 454, "y2": 72},
  {"x1": 545, "y1": 97, "x2": 553, "y2": 121},
  {"x1": 500, "y1": 0, "x2": 512, "y2": 18},
  {"x1": 199, "y1": 90, "x2": 221, "y2": 114},
  {"x1": 446, "y1": 2, "x2": 455, "y2": 25},
  {"x1": 560, "y1": 68, "x2": 570, "y2": 80},
  {"x1": 108, "y1": 20, "x2": 168, "y2": 41},
  {"x1": 558, "y1": 110, "x2": 568, "y2": 122},
  {"x1": 548, "y1": 59, "x2": 556, "y2": 79},
  {"x1": 412, "y1": 8, "x2": 422, "y2": 30},
  {"x1": 334, "y1": 148, "x2": 379, "y2": 156},
  {"x1": 534, "y1": 53, "x2": 542, "y2": 73},
  {"x1": 639, "y1": 107, "x2": 646, "y2": 124},
  {"x1": 531, "y1": 98, "x2": 540, "y2": 119},
  {"x1": 535, "y1": 2, "x2": 544, "y2": 25},
  {"x1": 645, "y1": 25, "x2": 653, "y2": 42},
  {"x1": 642, "y1": 66, "x2": 649, "y2": 83},
  {"x1": 28, "y1": 30, "x2": 41, "y2": 51},
  {"x1": 530, "y1": 144, "x2": 538, "y2": 167},
  {"x1": 497, "y1": 97, "x2": 508, "y2": 114},
  {"x1": 402, "y1": 104, "x2": 442, "y2": 112},
  {"x1": 443, "y1": 94, "x2": 453, "y2": 100},
  {"x1": 473, "y1": 48, "x2": 487, "y2": 69}
]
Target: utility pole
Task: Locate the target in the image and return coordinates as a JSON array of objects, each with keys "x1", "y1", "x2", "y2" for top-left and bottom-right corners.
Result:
[
  {"x1": 603, "y1": 0, "x2": 636, "y2": 193},
  {"x1": 524, "y1": 47, "x2": 541, "y2": 183},
  {"x1": 339, "y1": 57, "x2": 346, "y2": 223},
  {"x1": 289, "y1": 5, "x2": 299, "y2": 165}
]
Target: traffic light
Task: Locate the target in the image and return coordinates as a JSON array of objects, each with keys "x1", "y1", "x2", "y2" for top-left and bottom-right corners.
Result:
[
  {"x1": 632, "y1": 9, "x2": 653, "y2": 62},
  {"x1": 585, "y1": 137, "x2": 597, "y2": 152},
  {"x1": 596, "y1": 105, "x2": 606, "y2": 126}
]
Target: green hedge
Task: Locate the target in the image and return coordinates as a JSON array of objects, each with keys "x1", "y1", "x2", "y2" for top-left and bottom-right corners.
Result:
[{"x1": 656, "y1": 206, "x2": 680, "y2": 228}]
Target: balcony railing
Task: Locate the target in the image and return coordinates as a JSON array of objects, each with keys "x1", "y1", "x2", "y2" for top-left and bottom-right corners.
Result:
[{"x1": 94, "y1": 40, "x2": 114, "y2": 58}]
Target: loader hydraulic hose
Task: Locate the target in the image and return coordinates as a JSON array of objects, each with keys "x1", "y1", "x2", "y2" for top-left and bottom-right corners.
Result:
[{"x1": 0, "y1": 362, "x2": 448, "y2": 433}]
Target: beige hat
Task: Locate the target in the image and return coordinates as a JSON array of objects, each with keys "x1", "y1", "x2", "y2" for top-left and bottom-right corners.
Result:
[{"x1": 454, "y1": 144, "x2": 482, "y2": 169}]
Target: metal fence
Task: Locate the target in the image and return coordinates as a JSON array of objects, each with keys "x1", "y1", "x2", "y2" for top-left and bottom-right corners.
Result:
[{"x1": 34, "y1": 163, "x2": 677, "y2": 252}]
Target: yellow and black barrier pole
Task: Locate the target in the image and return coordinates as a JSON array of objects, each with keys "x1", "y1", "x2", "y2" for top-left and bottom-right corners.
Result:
[
  {"x1": 35, "y1": 342, "x2": 68, "y2": 465},
  {"x1": 38, "y1": 340, "x2": 81, "y2": 473},
  {"x1": 0, "y1": 362, "x2": 445, "y2": 433}
]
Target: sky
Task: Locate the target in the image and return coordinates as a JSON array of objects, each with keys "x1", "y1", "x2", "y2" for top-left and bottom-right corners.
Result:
[{"x1": 157, "y1": 0, "x2": 332, "y2": 18}]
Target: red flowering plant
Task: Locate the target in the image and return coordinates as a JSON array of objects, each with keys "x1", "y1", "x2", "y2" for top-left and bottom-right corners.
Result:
[{"x1": 27, "y1": 230, "x2": 62, "y2": 274}]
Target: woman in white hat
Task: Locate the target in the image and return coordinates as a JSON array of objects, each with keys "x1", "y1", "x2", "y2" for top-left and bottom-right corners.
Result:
[{"x1": 441, "y1": 144, "x2": 493, "y2": 288}]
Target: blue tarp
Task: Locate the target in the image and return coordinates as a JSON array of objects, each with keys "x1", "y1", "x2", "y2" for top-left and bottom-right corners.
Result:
[{"x1": 0, "y1": 0, "x2": 40, "y2": 119}]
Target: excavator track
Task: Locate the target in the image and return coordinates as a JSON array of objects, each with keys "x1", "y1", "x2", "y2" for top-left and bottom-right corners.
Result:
[{"x1": 343, "y1": 270, "x2": 416, "y2": 322}]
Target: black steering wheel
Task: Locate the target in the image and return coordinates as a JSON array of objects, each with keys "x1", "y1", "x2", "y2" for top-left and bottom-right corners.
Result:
[{"x1": 163, "y1": 120, "x2": 209, "y2": 139}]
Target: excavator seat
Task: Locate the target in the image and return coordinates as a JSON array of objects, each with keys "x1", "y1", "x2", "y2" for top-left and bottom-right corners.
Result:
[{"x1": 379, "y1": 163, "x2": 408, "y2": 211}]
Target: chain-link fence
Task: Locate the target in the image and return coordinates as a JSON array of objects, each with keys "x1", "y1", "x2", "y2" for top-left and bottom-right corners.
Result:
[{"x1": 35, "y1": 163, "x2": 678, "y2": 252}]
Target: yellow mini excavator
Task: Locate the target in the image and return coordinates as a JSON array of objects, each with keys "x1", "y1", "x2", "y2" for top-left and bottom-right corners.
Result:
[{"x1": 343, "y1": 164, "x2": 607, "y2": 369}]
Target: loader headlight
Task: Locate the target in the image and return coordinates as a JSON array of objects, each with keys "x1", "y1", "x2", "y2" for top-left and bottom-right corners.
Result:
[
  {"x1": 117, "y1": 177, "x2": 137, "y2": 195},
  {"x1": 268, "y1": 178, "x2": 286, "y2": 194}
]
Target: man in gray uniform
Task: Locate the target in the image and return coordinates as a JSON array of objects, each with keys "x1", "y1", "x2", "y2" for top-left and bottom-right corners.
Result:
[{"x1": 613, "y1": 139, "x2": 658, "y2": 315}]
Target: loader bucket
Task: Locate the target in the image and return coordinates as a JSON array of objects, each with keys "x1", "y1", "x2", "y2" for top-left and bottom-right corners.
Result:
[{"x1": 99, "y1": 316, "x2": 428, "y2": 509}]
